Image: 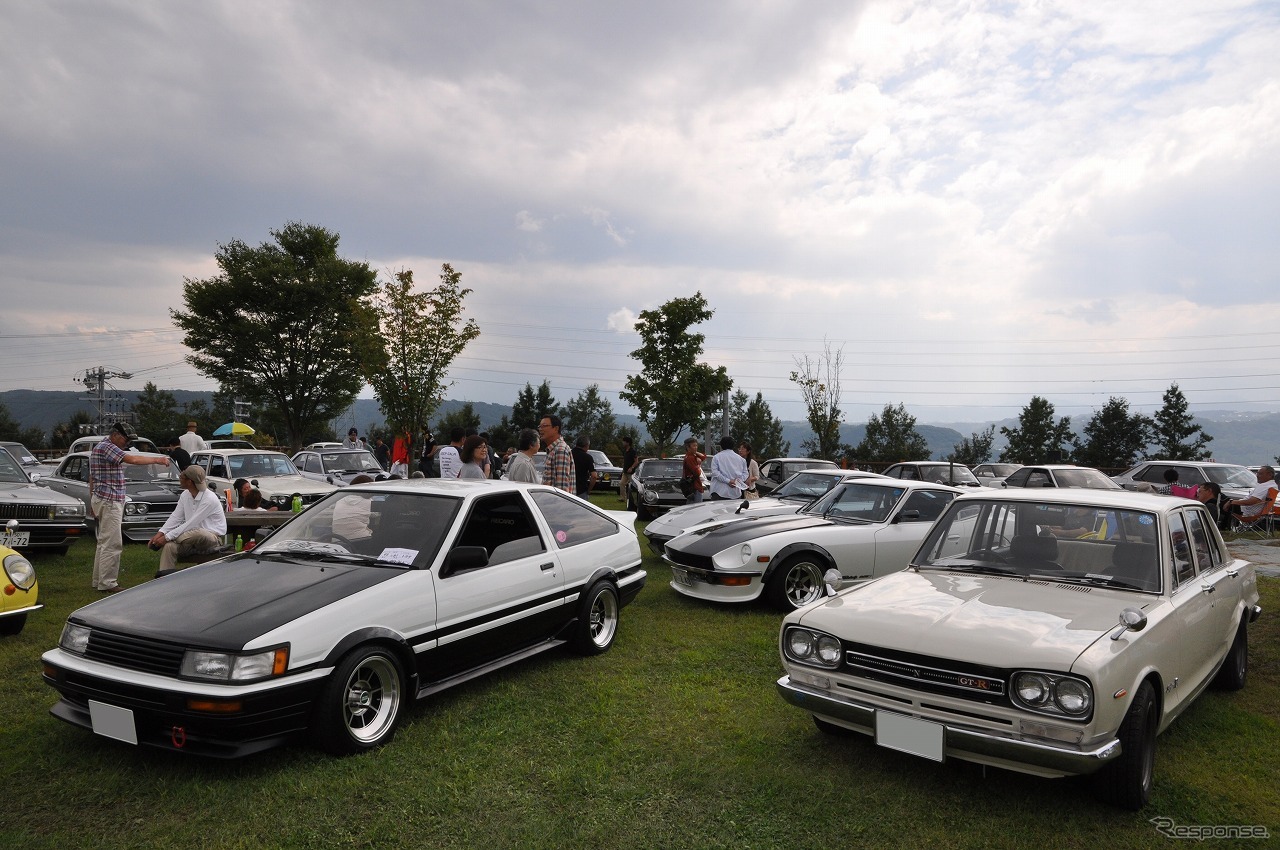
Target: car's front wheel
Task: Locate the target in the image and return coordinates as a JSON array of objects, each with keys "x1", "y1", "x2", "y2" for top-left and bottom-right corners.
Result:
[
  {"x1": 312, "y1": 646, "x2": 406, "y2": 755},
  {"x1": 0, "y1": 613, "x2": 26, "y2": 636},
  {"x1": 572, "y1": 581, "x2": 619, "y2": 655},
  {"x1": 1092, "y1": 680, "x2": 1157, "y2": 810},
  {"x1": 1212, "y1": 621, "x2": 1248, "y2": 691},
  {"x1": 766, "y1": 555, "x2": 827, "y2": 611}
]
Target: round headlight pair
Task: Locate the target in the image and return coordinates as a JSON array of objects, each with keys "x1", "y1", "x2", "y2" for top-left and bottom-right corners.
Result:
[
  {"x1": 1013, "y1": 671, "x2": 1092, "y2": 717},
  {"x1": 785, "y1": 627, "x2": 842, "y2": 669}
]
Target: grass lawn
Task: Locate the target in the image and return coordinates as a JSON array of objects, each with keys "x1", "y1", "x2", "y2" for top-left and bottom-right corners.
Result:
[{"x1": 2, "y1": 496, "x2": 1277, "y2": 849}]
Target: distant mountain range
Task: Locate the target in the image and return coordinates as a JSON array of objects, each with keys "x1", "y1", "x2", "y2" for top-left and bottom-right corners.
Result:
[{"x1": 2, "y1": 390, "x2": 1274, "y2": 465}]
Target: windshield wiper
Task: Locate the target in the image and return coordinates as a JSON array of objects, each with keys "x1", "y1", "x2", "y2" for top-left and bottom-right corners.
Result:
[
  {"x1": 254, "y1": 548, "x2": 409, "y2": 568},
  {"x1": 1031, "y1": 571, "x2": 1146, "y2": 591},
  {"x1": 923, "y1": 563, "x2": 1022, "y2": 578}
]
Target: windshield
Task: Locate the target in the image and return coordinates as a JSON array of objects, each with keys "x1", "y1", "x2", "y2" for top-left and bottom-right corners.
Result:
[
  {"x1": 803, "y1": 482, "x2": 906, "y2": 523},
  {"x1": 917, "y1": 464, "x2": 979, "y2": 485},
  {"x1": 641, "y1": 460, "x2": 683, "y2": 479},
  {"x1": 916, "y1": 499, "x2": 1162, "y2": 592},
  {"x1": 588, "y1": 450, "x2": 612, "y2": 466},
  {"x1": 125, "y1": 458, "x2": 181, "y2": 482},
  {"x1": 976, "y1": 464, "x2": 1019, "y2": 477},
  {"x1": 321, "y1": 452, "x2": 382, "y2": 473},
  {"x1": 774, "y1": 472, "x2": 849, "y2": 500},
  {"x1": 257, "y1": 491, "x2": 460, "y2": 568},
  {"x1": 1053, "y1": 468, "x2": 1122, "y2": 489},
  {"x1": 0, "y1": 451, "x2": 28, "y2": 483},
  {"x1": 227, "y1": 452, "x2": 300, "y2": 478},
  {"x1": 1205, "y1": 465, "x2": 1258, "y2": 488}
]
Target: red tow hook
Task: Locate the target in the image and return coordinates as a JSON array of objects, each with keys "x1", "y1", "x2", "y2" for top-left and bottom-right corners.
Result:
[{"x1": 171, "y1": 726, "x2": 187, "y2": 748}]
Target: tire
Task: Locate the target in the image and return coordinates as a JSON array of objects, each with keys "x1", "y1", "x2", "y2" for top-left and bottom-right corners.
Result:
[
  {"x1": 312, "y1": 646, "x2": 406, "y2": 755},
  {"x1": 635, "y1": 499, "x2": 653, "y2": 521},
  {"x1": 0, "y1": 614, "x2": 26, "y2": 636},
  {"x1": 766, "y1": 555, "x2": 827, "y2": 611},
  {"x1": 572, "y1": 581, "x2": 619, "y2": 655},
  {"x1": 1092, "y1": 681, "x2": 1157, "y2": 810},
  {"x1": 1212, "y1": 622, "x2": 1248, "y2": 691},
  {"x1": 813, "y1": 715, "x2": 855, "y2": 737}
]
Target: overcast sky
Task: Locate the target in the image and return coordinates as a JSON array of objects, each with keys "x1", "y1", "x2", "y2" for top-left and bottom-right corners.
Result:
[{"x1": 3, "y1": 0, "x2": 1278, "y2": 427}]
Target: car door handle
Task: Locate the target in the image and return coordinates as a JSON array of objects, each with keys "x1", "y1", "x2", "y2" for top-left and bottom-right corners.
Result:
[
  {"x1": 540, "y1": 562, "x2": 555, "y2": 571},
  {"x1": 1201, "y1": 584, "x2": 1216, "y2": 594},
  {"x1": 1226, "y1": 568, "x2": 1239, "y2": 578}
]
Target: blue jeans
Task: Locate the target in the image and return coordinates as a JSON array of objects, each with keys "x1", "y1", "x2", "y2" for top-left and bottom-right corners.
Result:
[{"x1": 687, "y1": 491, "x2": 704, "y2": 504}]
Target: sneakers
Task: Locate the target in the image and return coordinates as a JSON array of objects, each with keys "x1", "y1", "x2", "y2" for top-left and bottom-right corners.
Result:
[{"x1": 97, "y1": 586, "x2": 124, "y2": 594}]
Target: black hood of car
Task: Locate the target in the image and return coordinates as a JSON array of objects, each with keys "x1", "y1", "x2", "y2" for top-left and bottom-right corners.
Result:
[
  {"x1": 69, "y1": 555, "x2": 404, "y2": 649},
  {"x1": 665, "y1": 513, "x2": 833, "y2": 556}
]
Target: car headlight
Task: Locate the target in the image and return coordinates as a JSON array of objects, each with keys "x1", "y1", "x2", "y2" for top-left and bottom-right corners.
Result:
[
  {"x1": 60, "y1": 622, "x2": 91, "y2": 654},
  {"x1": 643, "y1": 491, "x2": 657, "y2": 504},
  {"x1": 1011, "y1": 671, "x2": 1093, "y2": 719},
  {"x1": 3, "y1": 553, "x2": 36, "y2": 590},
  {"x1": 739, "y1": 543, "x2": 752, "y2": 565},
  {"x1": 181, "y1": 646, "x2": 290, "y2": 683},
  {"x1": 55, "y1": 503, "x2": 85, "y2": 518},
  {"x1": 123, "y1": 503, "x2": 149, "y2": 516},
  {"x1": 783, "y1": 626, "x2": 842, "y2": 669}
]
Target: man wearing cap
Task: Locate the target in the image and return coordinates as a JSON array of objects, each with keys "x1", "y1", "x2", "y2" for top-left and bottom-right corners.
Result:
[
  {"x1": 149, "y1": 465, "x2": 229, "y2": 578},
  {"x1": 179, "y1": 421, "x2": 206, "y2": 454},
  {"x1": 342, "y1": 427, "x2": 361, "y2": 450},
  {"x1": 89, "y1": 423, "x2": 172, "y2": 592}
]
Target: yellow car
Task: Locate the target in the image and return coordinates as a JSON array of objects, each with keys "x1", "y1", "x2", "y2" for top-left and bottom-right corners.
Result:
[{"x1": 1, "y1": 528, "x2": 40, "y2": 636}]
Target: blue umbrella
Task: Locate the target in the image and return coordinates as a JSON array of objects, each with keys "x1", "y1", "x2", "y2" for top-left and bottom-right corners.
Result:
[{"x1": 212, "y1": 422, "x2": 256, "y2": 436}]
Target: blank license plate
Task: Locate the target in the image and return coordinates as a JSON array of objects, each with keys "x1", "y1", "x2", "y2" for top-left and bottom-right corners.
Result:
[
  {"x1": 89, "y1": 700, "x2": 138, "y2": 745},
  {"x1": 672, "y1": 568, "x2": 692, "y2": 586},
  {"x1": 3, "y1": 532, "x2": 30, "y2": 546},
  {"x1": 876, "y1": 711, "x2": 944, "y2": 762}
]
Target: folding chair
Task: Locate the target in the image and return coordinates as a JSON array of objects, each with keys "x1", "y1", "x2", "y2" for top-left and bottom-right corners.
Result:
[{"x1": 1232, "y1": 488, "x2": 1278, "y2": 539}]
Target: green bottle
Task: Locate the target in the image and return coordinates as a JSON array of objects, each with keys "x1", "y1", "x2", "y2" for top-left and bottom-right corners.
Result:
[{"x1": 234, "y1": 534, "x2": 244, "y2": 552}]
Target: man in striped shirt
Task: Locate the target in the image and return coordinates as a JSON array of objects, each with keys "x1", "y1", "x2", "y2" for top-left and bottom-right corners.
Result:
[
  {"x1": 538, "y1": 414, "x2": 576, "y2": 493},
  {"x1": 89, "y1": 423, "x2": 172, "y2": 592}
]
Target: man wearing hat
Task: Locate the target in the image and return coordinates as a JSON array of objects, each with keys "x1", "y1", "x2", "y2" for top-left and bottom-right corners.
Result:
[
  {"x1": 89, "y1": 423, "x2": 172, "y2": 592},
  {"x1": 179, "y1": 420, "x2": 207, "y2": 454}
]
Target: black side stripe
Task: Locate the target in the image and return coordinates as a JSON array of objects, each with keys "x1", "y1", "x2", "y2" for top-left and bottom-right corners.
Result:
[{"x1": 405, "y1": 580, "x2": 590, "y2": 649}]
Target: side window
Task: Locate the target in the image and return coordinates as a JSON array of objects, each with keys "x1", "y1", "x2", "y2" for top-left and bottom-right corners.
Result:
[
  {"x1": 1136, "y1": 464, "x2": 1168, "y2": 484},
  {"x1": 195, "y1": 454, "x2": 211, "y2": 474},
  {"x1": 896, "y1": 467, "x2": 918, "y2": 480},
  {"x1": 531, "y1": 490, "x2": 619, "y2": 548},
  {"x1": 1005, "y1": 469, "x2": 1029, "y2": 487},
  {"x1": 765, "y1": 463, "x2": 782, "y2": 482},
  {"x1": 1026, "y1": 471, "x2": 1052, "y2": 488},
  {"x1": 1184, "y1": 509, "x2": 1222, "y2": 574},
  {"x1": 65, "y1": 457, "x2": 84, "y2": 481},
  {"x1": 453, "y1": 493, "x2": 545, "y2": 566},
  {"x1": 898, "y1": 489, "x2": 955, "y2": 522},
  {"x1": 1169, "y1": 512, "x2": 1197, "y2": 587}
]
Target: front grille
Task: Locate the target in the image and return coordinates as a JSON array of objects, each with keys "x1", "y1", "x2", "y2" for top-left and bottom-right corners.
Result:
[
  {"x1": 85, "y1": 628, "x2": 186, "y2": 676},
  {"x1": 843, "y1": 643, "x2": 1010, "y2": 706},
  {"x1": 0, "y1": 504, "x2": 53, "y2": 520},
  {"x1": 665, "y1": 548, "x2": 713, "y2": 571}
]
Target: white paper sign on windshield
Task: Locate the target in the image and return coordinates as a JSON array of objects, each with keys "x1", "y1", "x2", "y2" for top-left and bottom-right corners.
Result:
[{"x1": 378, "y1": 548, "x2": 418, "y2": 565}]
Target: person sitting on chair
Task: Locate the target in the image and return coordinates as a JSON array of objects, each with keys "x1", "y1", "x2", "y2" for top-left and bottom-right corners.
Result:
[{"x1": 1225, "y1": 465, "x2": 1277, "y2": 523}]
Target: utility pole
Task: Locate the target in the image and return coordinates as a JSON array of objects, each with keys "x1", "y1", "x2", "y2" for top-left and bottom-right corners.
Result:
[{"x1": 77, "y1": 366, "x2": 133, "y2": 432}]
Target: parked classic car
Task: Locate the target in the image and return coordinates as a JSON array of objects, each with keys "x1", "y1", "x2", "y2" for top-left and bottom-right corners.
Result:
[
  {"x1": 0, "y1": 441, "x2": 58, "y2": 478},
  {"x1": 1112, "y1": 460, "x2": 1256, "y2": 501},
  {"x1": 1001, "y1": 465, "x2": 1123, "y2": 490},
  {"x1": 42, "y1": 479, "x2": 647, "y2": 757},
  {"x1": 0, "y1": 525, "x2": 40, "y2": 635},
  {"x1": 0, "y1": 448, "x2": 88, "y2": 554},
  {"x1": 642, "y1": 468, "x2": 886, "y2": 556},
  {"x1": 882, "y1": 461, "x2": 984, "y2": 488},
  {"x1": 68, "y1": 434, "x2": 159, "y2": 455},
  {"x1": 626, "y1": 458, "x2": 689, "y2": 519},
  {"x1": 754, "y1": 458, "x2": 839, "y2": 496},
  {"x1": 588, "y1": 450, "x2": 623, "y2": 491},
  {"x1": 291, "y1": 449, "x2": 388, "y2": 486},
  {"x1": 206, "y1": 439, "x2": 257, "y2": 450},
  {"x1": 775, "y1": 489, "x2": 1261, "y2": 809},
  {"x1": 972, "y1": 463, "x2": 1022, "y2": 487},
  {"x1": 190, "y1": 449, "x2": 335, "y2": 509},
  {"x1": 664, "y1": 478, "x2": 960, "y2": 610},
  {"x1": 40, "y1": 451, "x2": 184, "y2": 542}
]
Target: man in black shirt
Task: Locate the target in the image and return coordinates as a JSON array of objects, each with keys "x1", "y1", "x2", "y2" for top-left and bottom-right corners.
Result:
[
  {"x1": 572, "y1": 435, "x2": 597, "y2": 498},
  {"x1": 619, "y1": 436, "x2": 637, "y2": 502}
]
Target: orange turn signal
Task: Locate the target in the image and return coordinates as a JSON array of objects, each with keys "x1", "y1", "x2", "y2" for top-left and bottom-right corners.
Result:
[
  {"x1": 719, "y1": 575, "x2": 752, "y2": 587},
  {"x1": 186, "y1": 699, "x2": 244, "y2": 714}
]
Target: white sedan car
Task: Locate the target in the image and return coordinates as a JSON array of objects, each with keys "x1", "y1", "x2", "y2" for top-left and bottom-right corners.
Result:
[
  {"x1": 191, "y1": 449, "x2": 336, "y2": 509},
  {"x1": 663, "y1": 478, "x2": 960, "y2": 610},
  {"x1": 776, "y1": 489, "x2": 1260, "y2": 809},
  {"x1": 42, "y1": 480, "x2": 646, "y2": 757},
  {"x1": 642, "y1": 468, "x2": 886, "y2": 556}
]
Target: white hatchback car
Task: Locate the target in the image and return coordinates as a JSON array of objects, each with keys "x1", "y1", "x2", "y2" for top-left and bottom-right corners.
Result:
[{"x1": 776, "y1": 489, "x2": 1260, "y2": 809}]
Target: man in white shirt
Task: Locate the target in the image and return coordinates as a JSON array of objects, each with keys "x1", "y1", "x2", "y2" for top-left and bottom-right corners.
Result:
[
  {"x1": 437, "y1": 427, "x2": 466, "y2": 479},
  {"x1": 149, "y1": 465, "x2": 228, "y2": 577},
  {"x1": 709, "y1": 436, "x2": 748, "y2": 500},
  {"x1": 1227, "y1": 465, "x2": 1277, "y2": 520},
  {"x1": 178, "y1": 421, "x2": 207, "y2": 454}
]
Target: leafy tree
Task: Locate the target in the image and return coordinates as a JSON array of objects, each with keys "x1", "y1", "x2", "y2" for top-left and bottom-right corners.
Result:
[
  {"x1": 1000, "y1": 396, "x2": 1076, "y2": 464},
  {"x1": 947, "y1": 425, "x2": 995, "y2": 465},
  {"x1": 789, "y1": 340, "x2": 845, "y2": 460},
  {"x1": 1149, "y1": 383, "x2": 1213, "y2": 460},
  {"x1": 0, "y1": 403, "x2": 46, "y2": 448},
  {"x1": 368, "y1": 265, "x2": 480, "y2": 439},
  {"x1": 619, "y1": 293, "x2": 731, "y2": 456},
  {"x1": 854, "y1": 403, "x2": 930, "y2": 463},
  {"x1": 434, "y1": 402, "x2": 481, "y2": 438},
  {"x1": 486, "y1": 415, "x2": 520, "y2": 454},
  {"x1": 131, "y1": 382, "x2": 181, "y2": 443},
  {"x1": 563, "y1": 384, "x2": 617, "y2": 450},
  {"x1": 512, "y1": 381, "x2": 561, "y2": 429},
  {"x1": 729, "y1": 390, "x2": 789, "y2": 458},
  {"x1": 171, "y1": 221, "x2": 383, "y2": 450},
  {"x1": 1075, "y1": 397, "x2": 1153, "y2": 469},
  {"x1": 51, "y1": 410, "x2": 95, "y2": 450}
]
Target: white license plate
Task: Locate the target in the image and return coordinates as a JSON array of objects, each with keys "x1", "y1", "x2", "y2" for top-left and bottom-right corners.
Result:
[
  {"x1": 876, "y1": 711, "x2": 944, "y2": 762},
  {"x1": 3, "y1": 532, "x2": 30, "y2": 546},
  {"x1": 89, "y1": 700, "x2": 138, "y2": 745},
  {"x1": 672, "y1": 568, "x2": 692, "y2": 586}
]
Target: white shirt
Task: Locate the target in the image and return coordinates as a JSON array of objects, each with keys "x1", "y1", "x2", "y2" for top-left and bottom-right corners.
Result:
[
  {"x1": 438, "y1": 445, "x2": 462, "y2": 479},
  {"x1": 710, "y1": 448, "x2": 748, "y2": 499},
  {"x1": 1242, "y1": 480, "x2": 1277, "y2": 517},
  {"x1": 159, "y1": 487, "x2": 228, "y2": 539},
  {"x1": 178, "y1": 430, "x2": 207, "y2": 454}
]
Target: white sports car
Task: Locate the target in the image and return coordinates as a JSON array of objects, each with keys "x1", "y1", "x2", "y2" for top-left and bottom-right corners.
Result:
[
  {"x1": 663, "y1": 478, "x2": 960, "y2": 610},
  {"x1": 42, "y1": 479, "x2": 646, "y2": 757}
]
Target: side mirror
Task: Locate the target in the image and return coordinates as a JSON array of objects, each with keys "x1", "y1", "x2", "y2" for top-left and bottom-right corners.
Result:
[
  {"x1": 1110, "y1": 607, "x2": 1148, "y2": 640},
  {"x1": 823, "y1": 568, "x2": 842, "y2": 596},
  {"x1": 893, "y1": 510, "x2": 922, "y2": 524},
  {"x1": 735, "y1": 499, "x2": 750, "y2": 514},
  {"x1": 439, "y1": 545, "x2": 489, "y2": 578}
]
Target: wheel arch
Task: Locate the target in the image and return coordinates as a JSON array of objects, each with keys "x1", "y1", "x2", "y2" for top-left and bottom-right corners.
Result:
[
  {"x1": 762, "y1": 543, "x2": 836, "y2": 584},
  {"x1": 320, "y1": 628, "x2": 419, "y2": 694}
]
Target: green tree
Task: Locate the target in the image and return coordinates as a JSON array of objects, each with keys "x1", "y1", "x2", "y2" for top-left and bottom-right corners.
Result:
[
  {"x1": 51, "y1": 410, "x2": 95, "y2": 449},
  {"x1": 854, "y1": 403, "x2": 930, "y2": 463},
  {"x1": 1149, "y1": 383, "x2": 1213, "y2": 460},
  {"x1": 789, "y1": 340, "x2": 845, "y2": 460},
  {"x1": 1075, "y1": 397, "x2": 1153, "y2": 469},
  {"x1": 434, "y1": 403, "x2": 481, "y2": 438},
  {"x1": 729, "y1": 390, "x2": 789, "y2": 458},
  {"x1": 0, "y1": 402, "x2": 46, "y2": 448},
  {"x1": 619, "y1": 293, "x2": 731, "y2": 456},
  {"x1": 131, "y1": 382, "x2": 181, "y2": 443},
  {"x1": 1000, "y1": 396, "x2": 1076, "y2": 464},
  {"x1": 512, "y1": 381, "x2": 561, "y2": 429},
  {"x1": 947, "y1": 425, "x2": 995, "y2": 465},
  {"x1": 171, "y1": 221, "x2": 383, "y2": 449},
  {"x1": 368, "y1": 265, "x2": 480, "y2": 439},
  {"x1": 563, "y1": 384, "x2": 617, "y2": 450}
]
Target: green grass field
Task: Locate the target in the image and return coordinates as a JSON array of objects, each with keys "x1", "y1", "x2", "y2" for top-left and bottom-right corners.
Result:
[{"x1": 2, "y1": 501, "x2": 1276, "y2": 849}]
